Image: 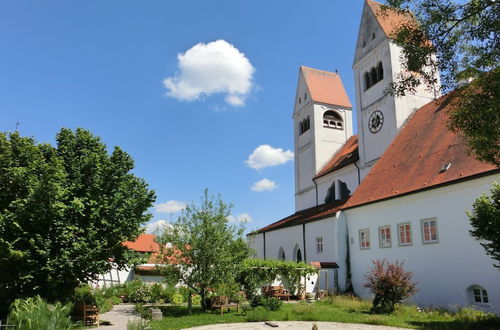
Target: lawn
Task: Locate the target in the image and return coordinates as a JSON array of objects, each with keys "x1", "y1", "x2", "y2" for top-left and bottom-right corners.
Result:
[{"x1": 150, "y1": 296, "x2": 500, "y2": 330}]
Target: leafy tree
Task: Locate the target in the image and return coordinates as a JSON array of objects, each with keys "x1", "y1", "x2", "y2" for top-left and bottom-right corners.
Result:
[
  {"x1": 384, "y1": 0, "x2": 499, "y2": 165},
  {"x1": 468, "y1": 182, "x2": 500, "y2": 269},
  {"x1": 158, "y1": 190, "x2": 251, "y2": 312},
  {"x1": 0, "y1": 129, "x2": 155, "y2": 317},
  {"x1": 364, "y1": 259, "x2": 417, "y2": 314}
]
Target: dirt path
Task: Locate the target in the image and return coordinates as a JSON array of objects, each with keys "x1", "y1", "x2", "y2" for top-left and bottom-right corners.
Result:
[{"x1": 95, "y1": 304, "x2": 137, "y2": 330}]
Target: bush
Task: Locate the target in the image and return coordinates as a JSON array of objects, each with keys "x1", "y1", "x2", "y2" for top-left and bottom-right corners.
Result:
[
  {"x1": 191, "y1": 295, "x2": 202, "y2": 305},
  {"x1": 364, "y1": 259, "x2": 417, "y2": 314},
  {"x1": 129, "y1": 284, "x2": 152, "y2": 303},
  {"x1": 250, "y1": 295, "x2": 283, "y2": 311},
  {"x1": 171, "y1": 293, "x2": 184, "y2": 305},
  {"x1": 8, "y1": 296, "x2": 76, "y2": 330},
  {"x1": 127, "y1": 317, "x2": 150, "y2": 330},
  {"x1": 135, "y1": 303, "x2": 152, "y2": 320}
]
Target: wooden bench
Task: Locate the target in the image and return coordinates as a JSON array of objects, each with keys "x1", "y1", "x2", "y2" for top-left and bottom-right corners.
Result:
[
  {"x1": 262, "y1": 286, "x2": 292, "y2": 301},
  {"x1": 210, "y1": 296, "x2": 241, "y2": 315}
]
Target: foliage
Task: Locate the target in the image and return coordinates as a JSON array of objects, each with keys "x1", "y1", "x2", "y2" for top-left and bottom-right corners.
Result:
[
  {"x1": 157, "y1": 189, "x2": 251, "y2": 311},
  {"x1": 129, "y1": 284, "x2": 153, "y2": 303},
  {"x1": 384, "y1": 0, "x2": 500, "y2": 165},
  {"x1": 250, "y1": 296, "x2": 283, "y2": 311},
  {"x1": 191, "y1": 295, "x2": 202, "y2": 305},
  {"x1": 135, "y1": 303, "x2": 152, "y2": 320},
  {"x1": 7, "y1": 296, "x2": 76, "y2": 330},
  {"x1": 0, "y1": 129, "x2": 156, "y2": 317},
  {"x1": 364, "y1": 259, "x2": 417, "y2": 314},
  {"x1": 171, "y1": 293, "x2": 184, "y2": 305},
  {"x1": 127, "y1": 318, "x2": 150, "y2": 330},
  {"x1": 73, "y1": 284, "x2": 117, "y2": 313},
  {"x1": 236, "y1": 258, "x2": 317, "y2": 298},
  {"x1": 468, "y1": 182, "x2": 500, "y2": 268}
]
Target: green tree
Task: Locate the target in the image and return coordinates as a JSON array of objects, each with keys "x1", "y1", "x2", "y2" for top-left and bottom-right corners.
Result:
[
  {"x1": 158, "y1": 190, "x2": 251, "y2": 312},
  {"x1": 0, "y1": 128, "x2": 156, "y2": 317},
  {"x1": 468, "y1": 182, "x2": 500, "y2": 269},
  {"x1": 384, "y1": 0, "x2": 499, "y2": 165}
]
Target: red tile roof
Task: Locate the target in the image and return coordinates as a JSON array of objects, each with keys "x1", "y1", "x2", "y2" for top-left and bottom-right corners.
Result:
[
  {"x1": 256, "y1": 199, "x2": 347, "y2": 234},
  {"x1": 301, "y1": 66, "x2": 352, "y2": 108},
  {"x1": 123, "y1": 234, "x2": 159, "y2": 253},
  {"x1": 314, "y1": 135, "x2": 359, "y2": 179},
  {"x1": 366, "y1": 0, "x2": 414, "y2": 37},
  {"x1": 344, "y1": 93, "x2": 499, "y2": 209}
]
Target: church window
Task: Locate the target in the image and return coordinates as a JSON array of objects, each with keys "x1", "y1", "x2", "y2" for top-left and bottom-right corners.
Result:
[
  {"x1": 379, "y1": 225, "x2": 392, "y2": 248},
  {"x1": 299, "y1": 116, "x2": 310, "y2": 135},
  {"x1": 362, "y1": 40, "x2": 366, "y2": 48},
  {"x1": 398, "y1": 222, "x2": 412, "y2": 246},
  {"x1": 372, "y1": 32, "x2": 376, "y2": 40},
  {"x1": 364, "y1": 72, "x2": 371, "y2": 90},
  {"x1": 304, "y1": 92, "x2": 307, "y2": 100},
  {"x1": 299, "y1": 97, "x2": 302, "y2": 104},
  {"x1": 359, "y1": 229, "x2": 370, "y2": 249},
  {"x1": 296, "y1": 249, "x2": 302, "y2": 262},
  {"x1": 469, "y1": 286, "x2": 489, "y2": 304},
  {"x1": 323, "y1": 111, "x2": 343, "y2": 130},
  {"x1": 370, "y1": 68, "x2": 378, "y2": 87},
  {"x1": 278, "y1": 247, "x2": 286, "y2": 261},
  {"x1": 421, "y1": 218, "x2": 438, "y2": 244},
  {"x1": 316, "y1": 237, "x2": 323, "y2": 254},
  {"x1": 377, "y1": 62, "x2": 384, "y2": 81}
]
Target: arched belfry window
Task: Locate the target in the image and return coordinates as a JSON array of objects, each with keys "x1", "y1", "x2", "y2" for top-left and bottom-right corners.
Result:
[
  {"x1": 364, "y1": 72, "x2": 371, "y2": 91},
  {"x1": 299, "y1": 116, "x2": 310, "y2": 135},
  {"x1": 323, "y1": 111, "x2": 343, "y2": 130},
  {"x1": 377, "y1": 62, "x2": 384, "y2": 81}
]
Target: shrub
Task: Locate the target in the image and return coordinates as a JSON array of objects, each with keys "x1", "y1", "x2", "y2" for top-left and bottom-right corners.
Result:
[
  {"x1": 250, "y1": 295, "x2": 283, "y2": 311},
  {"x1": 364, "y1": 259, "x2": 417, "y2": 314},
  {"x1": 135, "y1": 303, "x2": 152, "y2": 320},
  {"x1": 245, "y1": 306, "x2": 270, "y2": 322},
  {"x1": 8, "y1": 296, "x2": 76, "y2": 330},
  {"x1": 171, "y1": 293, "x2": 184, "y2": 305},
  {"x1": 127, "y1": 317, "x2": 150, "y2": 330},
  {"x1": 129, "y1": 284, "x2": 152, "y2": 303},
  {"x1": 191, "y1": 295, "x2": 202, "y2": 305}
]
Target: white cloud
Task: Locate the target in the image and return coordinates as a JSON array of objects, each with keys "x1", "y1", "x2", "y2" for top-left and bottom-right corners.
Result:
[
  {"x1": 155, "y1": 200, "x2": 187, "y2": 214},
  {"x1": 245, "y1": 145, "x2": 294, "y2": 170},
  {"x1": 163, "y1": 39, "x2": 255, "y2": 106},
  {"x1": 145, "y1": 219, "x2": 171, "y2": 234},
  {"x1": 227, "y1": 212, "x2": 253, "y2": 224},
  {"x1": 251, "y1": 178, "x2": 278, "y2": 192}
]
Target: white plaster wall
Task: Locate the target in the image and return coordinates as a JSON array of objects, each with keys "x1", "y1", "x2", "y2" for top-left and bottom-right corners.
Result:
[
  {"x1": 346, "y1": 175, "x2": 500, "y2": 314},
  {"x1": 248, "y1": 233, "x2": 264, "y2": 259},
  {"x1": 265, "y1": 225, "x2": 304, "y2": 262},
  {"x1": 295, "y1": 188, "x2": 317, "y2": 212}
]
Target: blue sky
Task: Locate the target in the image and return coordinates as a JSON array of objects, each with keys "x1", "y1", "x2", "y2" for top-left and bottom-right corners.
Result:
[{"x1": 0, "y1": 0, "x2": 365, "y2": 233}]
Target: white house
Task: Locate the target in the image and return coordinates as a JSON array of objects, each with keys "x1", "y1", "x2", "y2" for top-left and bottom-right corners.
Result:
[{"x1": 249, "y1": 0, "x2": 500, "y2": 313}]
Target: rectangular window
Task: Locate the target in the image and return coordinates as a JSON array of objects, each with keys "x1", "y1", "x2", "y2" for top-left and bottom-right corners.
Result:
[
  {"x1": 359, "y1": 229, "x2": 370, "y2": 249},
  {"x1": 398, "y1": 222, "x2": 412, "y2": 246},
  {"x1": 421, "y1": 218, "x2": 438, "y2": 244},
  {"x1": 379, "y1": 226, "x2": 392, "y2": 248},
  {"x1": 316, "y1": 237, "x2": 323, "y2": 254}
]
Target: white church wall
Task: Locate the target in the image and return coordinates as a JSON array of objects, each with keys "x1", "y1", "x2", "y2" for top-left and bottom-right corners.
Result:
[
  {"x1": 265, "y1": 225, "x2": 304, "y2": 262},
  {"x1": 295, "y1": 188, "x2": 317, "y2": 212},
  {"x1": 248, "y1": 232, "x2": 264, "y2": 259},
  {"x1": 346, "y1": 174, "x2": 500, "y2": 314}
]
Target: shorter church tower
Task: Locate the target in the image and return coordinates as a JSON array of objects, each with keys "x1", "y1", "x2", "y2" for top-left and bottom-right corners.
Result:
[{"x1": 293, "y1": 66, "x2": 353, "y2": 211}]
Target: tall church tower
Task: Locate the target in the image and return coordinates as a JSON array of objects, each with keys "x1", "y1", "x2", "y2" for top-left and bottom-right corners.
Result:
[
  {"x1": 293, "y1": 66, "x2": 353, "y2": 211},
  {"x1": 353, "y1": 0, "x2": 440, "y2": 172}
]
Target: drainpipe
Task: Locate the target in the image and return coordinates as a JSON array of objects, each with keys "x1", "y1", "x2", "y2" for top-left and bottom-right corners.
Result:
[
  {"x1": 263, "y1": 232, "x2": 266, "y2": 260},
  {"x1": 353, "y1": 161, "x2": 361, "y2": 185},
  {"x1": 302, "y1": 223, "x2": 307, "y2": 263},
  {"x1": 313, "y1": 179, "x2": 319, "y2": 206}
]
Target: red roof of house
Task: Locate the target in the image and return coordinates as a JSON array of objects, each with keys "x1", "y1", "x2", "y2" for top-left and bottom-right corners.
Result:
[
  {"x1": 366, "y1": 0, "x2": 414, "y2": 37},
  {"x1": 344, "y1": 93, "x2": 499, "y2": 209},
  {"x1": 314, "y1": 135, "x2": 359, "y2": 179},
  {"x1": 123, "y1": 234, "x2": 159, "y2": 253},
  {"x1": 301, "y1": 66, "x2": 352, "y2": 108},
  {"x1": 256, "y1": 199, "x2": 347, "y2": 234}
]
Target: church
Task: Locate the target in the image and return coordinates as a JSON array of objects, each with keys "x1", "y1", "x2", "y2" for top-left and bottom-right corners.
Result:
[{"x1": 248, "y1": 0, "x2": 500, "y2": 313}]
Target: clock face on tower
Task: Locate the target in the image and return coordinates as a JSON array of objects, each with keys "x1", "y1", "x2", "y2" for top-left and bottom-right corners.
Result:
[{"x1": 369, "y1": 110, "x2": 384, "y2": 133}]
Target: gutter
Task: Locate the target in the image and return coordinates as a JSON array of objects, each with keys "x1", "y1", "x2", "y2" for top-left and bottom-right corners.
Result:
[{"x1": 353, "y1": 161, "x2": 361, "y2": 185}]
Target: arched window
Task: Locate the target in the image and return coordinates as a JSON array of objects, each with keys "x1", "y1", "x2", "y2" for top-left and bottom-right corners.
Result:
[
  {"x1": 377, "y1": 62, "x2": 384, "y2": 81},
  {"x1": 364, "y1": 72, "x2": 371, "y2": 90},
  {"x1": 469, "y1": 285, "x2": 489, "y2": 304},
  {"x1": 370, "y1": 67, "x2": 378, "y2": 87},
  {"x1": 305, "y1": 116, "x2": 310, "y2": 131},
  {"x1": 323, "y1": 110, "x2": 343, "y2": 130},
  {"x1": 296, "y1": 249, "x2": 302, "y2": 263},
  {"x1": 278, "y1": 247, "x2": 286, "y2": 261},
  {"x1": 299, "y1": 117, "x2": 310, "y2": 135}
]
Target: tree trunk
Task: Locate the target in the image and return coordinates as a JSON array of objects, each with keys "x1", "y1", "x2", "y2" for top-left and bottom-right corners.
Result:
[
  {"x1": 200, "y1": 291, "x2": 207, "y2": 311},
  {"x1": 187, "y1": 293, "x2": 192, "y2": 314}
]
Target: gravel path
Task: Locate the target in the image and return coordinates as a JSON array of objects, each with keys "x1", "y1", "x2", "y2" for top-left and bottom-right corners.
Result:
[
  {"x1": 95, "y1": 304, "x2": 137, "y2": 330},
  {"x1": 186, "y1": 322, "x2": 408, "y2": 329}
]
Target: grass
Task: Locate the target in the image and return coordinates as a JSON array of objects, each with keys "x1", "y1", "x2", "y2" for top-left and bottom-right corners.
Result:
[{"x1": 150, "y1": 295, "x2": 500, "y2": 330}]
